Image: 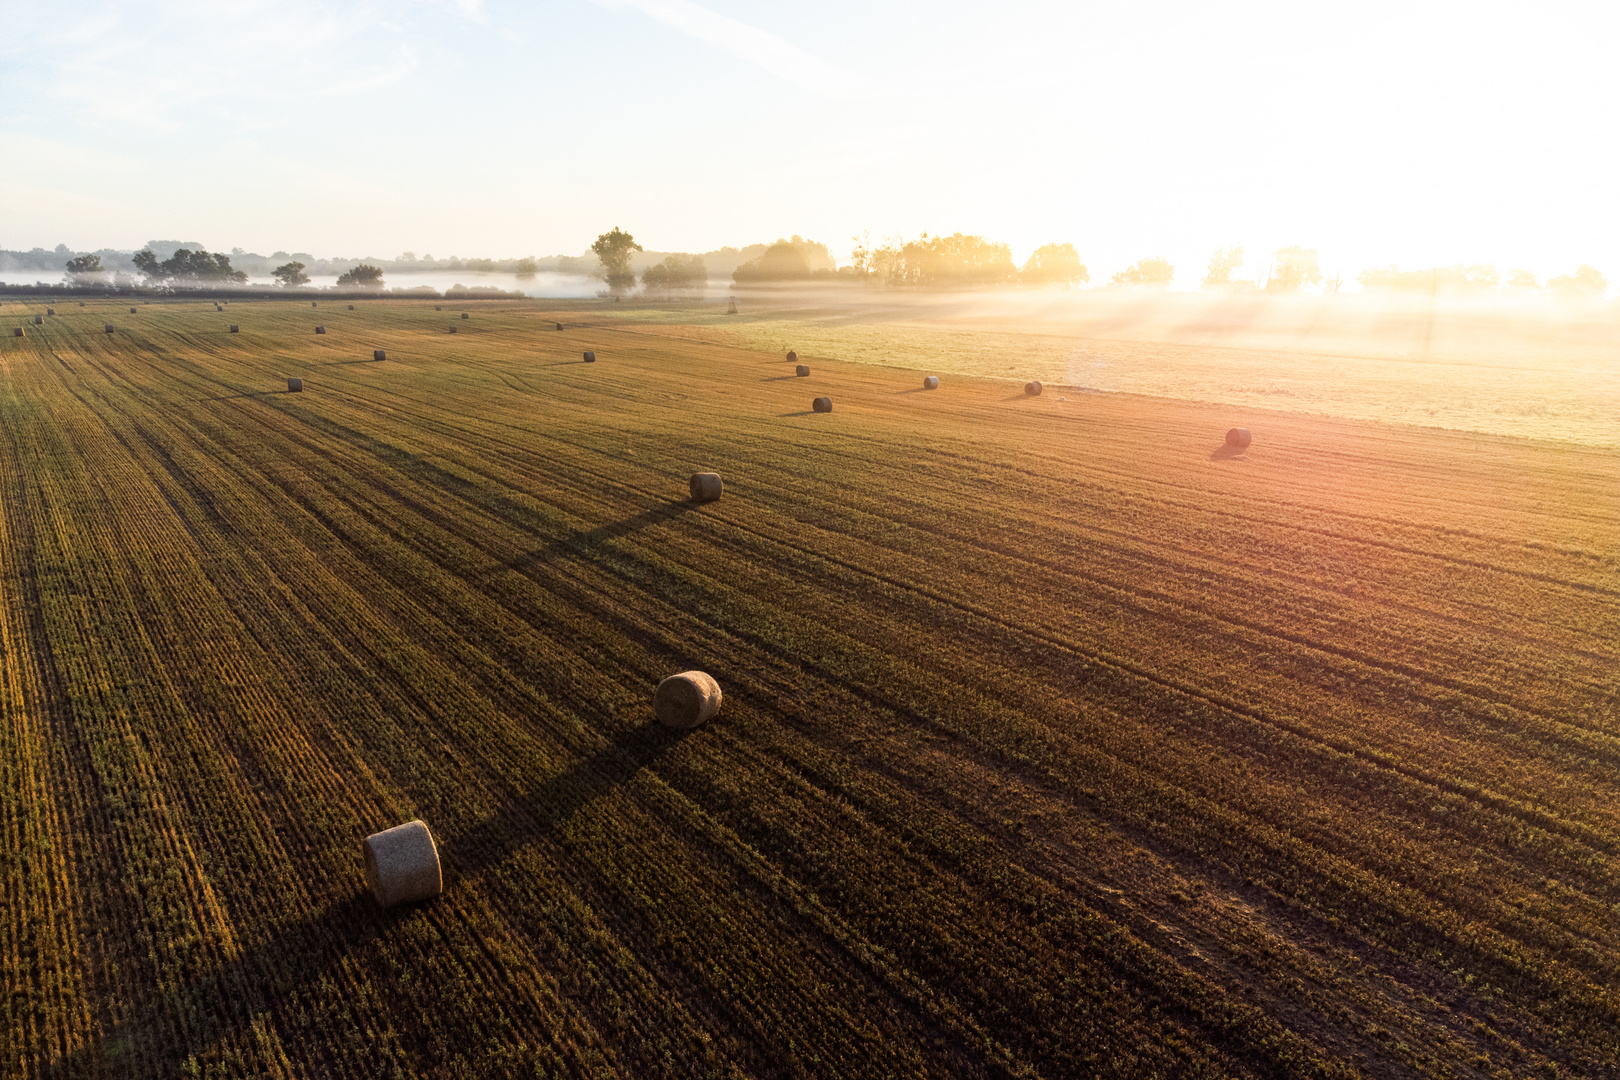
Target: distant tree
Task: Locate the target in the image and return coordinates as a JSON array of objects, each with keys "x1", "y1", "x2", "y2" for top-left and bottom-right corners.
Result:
[
  {"x1": 1021, "y1": 243, "x2": 1088, "y2": 286},
  {"x1": 1267, "y1": 246, "x2": 1321, "y2": 292},
  {"x1": 1202, "y1": 246, "x2": 1244, "y2": 288},
  {"x1": 1111, "y1": 256, "x2": 1174, "y2": 288},
  {"x1": 592, "y1": 227, "x2": 642, "y2": 295},
  {"x1": 513, "y1": 257, "x2": 538, "y2": 280},
  {"x1": 733, "y1": 241, "x2": 813, "y2": 283},
  {"x1": 133, "y1": 248, "x2": 248, "y2": 286},
  {"x1": 1506, "y1": 268, "x2": 1539, "y2": 290},
  {"x1": 1547, "y1": 264, "x2": 1607, "y2": 298},
  {"x1": 272, "y1": 261, "x2": 310, "y2": 288},
  {"x1": 1357, "y1": 264, "x2": 1499, "y2": 292},
  {"x1": 398, "y1": 251, "x2": 418, "y2": 263},
  {"x1": 336, "y1": 264, "x2": 385, "y2": 290},
  {"x1": 64, "y1": 253, "x2": 103, "y2": 280},
  {"x1": 642, "y1": 255, "x2": 708, "y2": 295}
]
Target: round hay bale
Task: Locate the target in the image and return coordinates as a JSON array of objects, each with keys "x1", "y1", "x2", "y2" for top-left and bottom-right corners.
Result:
[
  {"x1": 33, "y1": 315, "x2": 43, "y2": 325},
  {"x1": 689, "y1": 472, "x2": 722, "y2": 502},
  {"x1": 12, "y1": 328, "x2": 22, "y2": 337},
  {"x1": 348, "y1": 304, "x2": 355, "y2": 310},
  {"x1": 435, "y1": 305, "x2": 442, "y2": 311},
  {"x1": 373, "y1": 349, "x2": 386, "y2": 362},
  {"x1": 1225, "y1": 427, "x2": 1252, "y2": 449},
  {"x1": 795, "y1": 365, "x2": 810, "y2": 377},
  {"x1": 104, "y1": 324, "x2": 114, "y2": 334},
  {"x1": 129, "y1": 307, "x2": 137, "y2": 314},
  {"x1": 1024, "y1": 380, "x2": 1043, "y2": 396},
  {"x1": 229, "y1": 325, "x2": 240, "y2": 333},
  {"x1": 78, "y1": 302, "x2": 85, "y2": 307},
  {"x1": 555, "y1": 322, "x2": 563, "y2": 331},
  {"x1": 311, "y1": 301, "x2": 318, "y2": 308},
  {"x1": 287, "y1": 377, "x2": 303, "y2": 392},
  {"x1": 583, "y1": 350, "x2": 596, "y2": 363},
  {"x1": 46, "y1": 308, "x2": 54, "y2": 316},
  {"x1": 786, "y1": 350, "x2": 797, "y2": 362},
  {"x1": 812, "y1": 396, "x2": 833, "y2": 413},
  {"x1": 315, "y1": 326, "x2": 326, "y2": 334},
  {"x1": 448, "y1": 325, "x2": 457, "y2": 334},
  {"x1": 362, "y1": 820, "x2": 442, "y2": 907},
  {"x1": 923, "y1": 375, "x2": 939, "y2": 389},
  {"x1": 654, "y1": 671, "x2": 722, "y2": 730},
  {"x1": 460, "y1": 312, "x2": 469, "y2": 320}
]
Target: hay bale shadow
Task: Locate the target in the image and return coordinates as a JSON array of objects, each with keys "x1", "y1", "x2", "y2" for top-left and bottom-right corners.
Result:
[
  {"x1": 777, "y1": 410, "x2": 816, "y2": 417},
  {"x1": 1209, "y1": 444, "x2": 1248, "y2": 460}
]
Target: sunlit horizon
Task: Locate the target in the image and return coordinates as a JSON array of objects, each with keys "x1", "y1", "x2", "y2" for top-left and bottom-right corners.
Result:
[{"x1": 3, "y1": 0, "x2": 1618, "y2": 288}]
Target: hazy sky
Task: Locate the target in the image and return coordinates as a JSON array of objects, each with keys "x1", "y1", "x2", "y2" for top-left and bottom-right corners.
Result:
[{"x1": 2, "y1": 0, "x2": 1616, "y2": 285}]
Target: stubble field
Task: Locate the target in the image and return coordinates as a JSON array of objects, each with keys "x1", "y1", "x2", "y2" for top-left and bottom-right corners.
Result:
[{"x1": 1, "y1": 297, "x2": 1617, "y2": 1079}]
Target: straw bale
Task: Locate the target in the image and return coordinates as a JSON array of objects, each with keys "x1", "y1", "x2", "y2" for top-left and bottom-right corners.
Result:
[
  {"x1": 689, "y1": 472, "x2": 722, "y2": 502},
  {"x1": 34, "y1": 315, "x2": 43, "y2": 325},
  {"x1": 348, "y1": 304, "x2": 355, "y2": 310},
  {"x1": 555, "y1": 322, "x2": 564, "y2": 331},
  {"x1": 362, "y1": 820, "x2": 442, "y2": 907},
  {"x1": 229, "y1": 325, "x2": 239, "y2": 333},
  {"x1": 315, "y1": 326, "x2": 326, "y2": 334},
  {"x1": 287, "y1": 377, "x2": 303, "y2": 392},
  {"x1": 373, "y1": 349, "x2": 386, "y2": 361},
  {"x1": 795, "y1": 365, "x2": 810, "y2": 377},
  {"x1": 448, "y1": 326, "x2": 457, "y2": 333},
  {"x1": 1226, "y1": 427, "x2": 1252, "y2": 449},
  {"x1": 46, "y1": 308, "x2": 54, "y2": 315},
  {"x1": 813, "y1": 396, "x2": 833, "y2": 413},
  {"x1": 583, "y1": 350, "x2": 596, "y2": 362},
  {"x1": 461, "y1": 313, "x2": 469, "y2": 319},
  {"x1": 104, "y1": 324, "x2": 114, "y2": 334},
  {"x1": 786, "y1": 350, "x2": 797, "y2": 362},
  {"x1": 924, "y1": 376, "x2": 939, "y2": 389},
  {"x1": 654, "y1": 671, "x2": 722, "y2": 730},
  {"x1": 1024, "y1": 380, "x2": 1043, "y2": 396},
  {"x1": 11, "y1": 328, "x2": 21, "y2": 337},
  {"x1": 311, "y1": 301, "x2": 318, "y2": 307},
  {"x1": 129, "y1": 307, "x2": 137, "y2": 314}
]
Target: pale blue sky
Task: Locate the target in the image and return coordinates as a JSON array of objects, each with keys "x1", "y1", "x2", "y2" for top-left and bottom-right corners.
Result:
[{"x1": 2, "y1": 0, "x2": 1616, "y2": 285}]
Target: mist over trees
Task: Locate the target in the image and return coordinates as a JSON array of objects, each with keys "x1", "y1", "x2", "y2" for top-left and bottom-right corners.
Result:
[
  {"x1": 334, "y1": 264, "x2": 385, "y2": 290},
  {"x1": 1111, "y1": 257, "x2": 1174, "y2": 288},
  {"x1": 272, "y1": 261, "x2": 310, "y2": 288},
  {"x1": 132, "y1": 247, "x2": 248, "y2": 286},
  {"x1": 592, "y1": 228, "x2": 642, "y2": 296},
  {"x1": 1202, "y1": 246, "x2": 1244, "y2": 288},
  {"x1": 641, "y1": 255, "x2": 707, "y2": 296},
  {"x1": 1266, "y1": 246, "x2": 1322, "y2": 293},
  {"x1": 1020, "y1": 243, "x2": 1088, "y2": 286}
]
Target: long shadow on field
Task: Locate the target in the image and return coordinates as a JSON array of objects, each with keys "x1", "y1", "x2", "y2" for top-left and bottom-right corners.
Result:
[
  {"x1": 1208, "y1": 443, "x2": 1249, "y2": 460},
  {"x1": 495, "y1": 501, "x2": 697, "y2": 577},
  {"x1": 452, "y1": 720, "x2": 687, "y2": 872},
  {"x1": 47, "y1": 891, "x2": 416, "y2": 1075},
  {"x1": 761, "y1": 374, "x2": 810, "y2": 382},
  {"x1": 196, "y1": 390, "x2": 282, "y2": 401}
]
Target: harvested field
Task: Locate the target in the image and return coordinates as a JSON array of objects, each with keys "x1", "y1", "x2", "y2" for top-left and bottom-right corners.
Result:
[{"x1": 0, "y1": 297, "x2": 1616, "y2": 1078}]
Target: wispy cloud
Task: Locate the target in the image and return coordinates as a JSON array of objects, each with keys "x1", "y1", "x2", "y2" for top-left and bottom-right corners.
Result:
[{"x1": 591, "y1": 0, "x2": 865, "y2": 98}]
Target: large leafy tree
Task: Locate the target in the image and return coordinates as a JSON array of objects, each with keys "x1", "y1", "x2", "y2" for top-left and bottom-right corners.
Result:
[
  {"x1": 1021, "y1": 243, "x2": 1088, "y2": 286},
  {"x1": 1202, "y1": 246, "x2": 1244, "y2": 288},
  {"x1": 336, "y1": 264, "x2": 385, "y2": 290},
  {"x1": 592, "y1": 227, "x2": 642, "y2": 295},
  {"x1": 1266, "y1": 246, "x2": 1321, "y2": 292},
  {"x1": 1111, "y1": 256, "x2": 1174, "y2": 288},
  {"x1": 272, "y1": 261, "x2": 311, "y2": 288},
  {"x1": 642, "y1": 255, "x2": 707, "y2": 295},
  {"x1": 133, "y1": 248, "x2": 248, "y2": 286}
]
